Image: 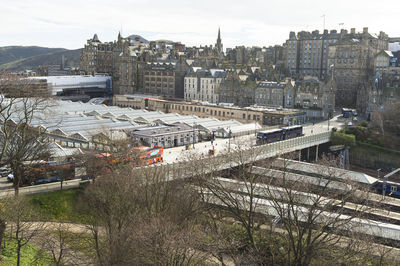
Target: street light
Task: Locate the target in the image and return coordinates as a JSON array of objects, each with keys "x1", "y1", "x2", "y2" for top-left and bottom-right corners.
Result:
[
  {"x1": 328, "y1": 64, "x2": 334, "y2": 131},
  {"x1": 193, "y1": 121, "x2": 196, "y2": 148},
  {"x1": 228, "y1": 127, "x2": 232, "y2": 153}
]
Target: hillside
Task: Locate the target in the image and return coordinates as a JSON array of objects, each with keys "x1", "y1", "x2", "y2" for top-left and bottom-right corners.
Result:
[{"x1": 0, "y1": 46, "x2": 82, "y2": 71}]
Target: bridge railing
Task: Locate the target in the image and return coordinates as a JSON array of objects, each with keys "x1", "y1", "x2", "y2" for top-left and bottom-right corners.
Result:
[
  {"x1": 0, "y1": 132, "x2": 332, "y2": 197},
  {"x1": 162, "y1": 131, "x2": 332, "y2": 180}
]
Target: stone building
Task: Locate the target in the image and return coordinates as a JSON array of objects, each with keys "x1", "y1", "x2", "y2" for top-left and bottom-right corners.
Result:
[
  {"x1": 357, "y1": 69, "x2": 400, "y2": 118},
  {"x1": 255, "y1": 80, "x2": 295, "y2": 108},
  {"x1": 81, "y1": 33, "x2": 194, "y2": 96},
  {"x1": 255, "y1": 77, "x2": 335, "y2": 120},
  {"x1": 184, "y1": 67, "x2": 226, "y2": 103},
  {"x1": 142, "y1": 59, "x2": 189, "y2": 98},
  {"x1": 293, "y1": 76, "x2": 336, "y2": 120},
  {"x1": 80, "y1": 34, "x2": 102, "y2": 75},
  {"x1": 218, "y1": 71, "x2": 257, "y2": 107},
  {"x1": 284, "y1": 27, "x2": 389, "y2": 105},
  {"x1": 130, "y1": 122, "x2": 198, "y2": 148},
  {"x1": 326, "y1": 28, "x2": 388, "y2": 106},
  {"x1": 0, "y1": 77, "x2": 50, "y2": 97},
  {"x1": 284, "y1": 29, "x2": 341, "y2": 78},
  {"x1": 113, "y1": 95, "x2": 306, "y2": 126},
  {"x1": 373, "y1": 50, "x2": 394, "y2": 73}
]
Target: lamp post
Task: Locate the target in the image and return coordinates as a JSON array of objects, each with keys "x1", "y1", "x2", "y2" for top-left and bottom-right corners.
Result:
[
  {"x1": 193, "y1": 121, "x2": 196, "y2": 148},
  {"x1": 228, "y1": 127, "x2": 232, "y2": 153},
  {"x1": 328, "y1": 112, "x2": 331, "y2": 131},
  {"x1": 328, "y1": 64, "x2": 334, "y2": 131}
]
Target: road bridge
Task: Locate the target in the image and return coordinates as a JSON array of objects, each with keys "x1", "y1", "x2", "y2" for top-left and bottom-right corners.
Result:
[{"x1": 163, "y1": 131, "x2": 332, "y2": 180}]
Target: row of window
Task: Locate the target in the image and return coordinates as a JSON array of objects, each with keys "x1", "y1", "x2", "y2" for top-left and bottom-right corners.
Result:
[
  {"x1": 164, "y1": 104, "x2": 261, "y2": 121},
  {"x1": 144, "y1": 71, "x2": 174, "y2": 76},
  {"x1": 146, "y1": 77, "x2": 174, "y2": 82}
]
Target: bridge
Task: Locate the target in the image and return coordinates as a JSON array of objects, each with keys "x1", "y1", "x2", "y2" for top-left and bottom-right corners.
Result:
[
  {"x1": 0, "y1": 131, "x2": 333, "y2": 197},
  {"x1": 162, "y1": 131, "x2": 333, "y2": 179}
]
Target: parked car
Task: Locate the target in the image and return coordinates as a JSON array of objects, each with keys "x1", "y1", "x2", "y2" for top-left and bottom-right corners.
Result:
[
  {"x1": 0, "y1": 167, "x2": 11, "y2": 177},
  {"x1": 32, "y1": 176, "x2": 62, "y2": 185},
  {"x1": 7, "y1": 173, "x2": 14, "y2": 182}
]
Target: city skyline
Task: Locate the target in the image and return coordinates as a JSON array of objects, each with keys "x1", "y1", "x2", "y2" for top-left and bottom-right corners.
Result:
[{"x1": 1, "y1": 0, "x2": 399, "y2": 49}]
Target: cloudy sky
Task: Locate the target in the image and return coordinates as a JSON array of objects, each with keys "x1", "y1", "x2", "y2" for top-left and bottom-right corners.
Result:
[{"x1": 1, "y1": 0, "x2": 399, "y2": 49}]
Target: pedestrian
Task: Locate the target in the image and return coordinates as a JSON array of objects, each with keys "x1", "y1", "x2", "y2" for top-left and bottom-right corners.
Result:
[{"x1": 311, "y1": 129, "x2": 313, "y2": 134}]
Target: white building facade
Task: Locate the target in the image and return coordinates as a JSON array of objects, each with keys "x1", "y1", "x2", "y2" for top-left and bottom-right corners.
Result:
[{"x1": 184, "y1": 68, "x2": 225, "y2": 103}]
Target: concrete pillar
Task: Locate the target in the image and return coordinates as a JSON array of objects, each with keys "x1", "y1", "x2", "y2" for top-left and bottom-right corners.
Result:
[
  {"x1": 298, "y1": 150, "x2": 301, "y2": 161},
  {"x1": 307, "y1": 147, "x2": 310, "y2": 162},
  {"x1": 315, "y1": 144, "x2": 319, "y2": 162}
]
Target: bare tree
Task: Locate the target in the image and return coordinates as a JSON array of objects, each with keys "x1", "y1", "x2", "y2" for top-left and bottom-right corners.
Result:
[
  {"x1": 183, "y1": 140, "x2": 270, "y2": 264},
  {"x1": 0, "y1": 74, "x2": 53, "y2": 195},
  {"x1": 5, "y1": 196, "x2": 47, "y2": 266},
  {"x1": 38, "y1": 222, "x2": 89, "y2": 266},
  {"x1": 191, "y1": 139, "x2": 386, "y2": 265},
  {"x1": 79, "y1": 161, "x2": 206, "y2": 265}
]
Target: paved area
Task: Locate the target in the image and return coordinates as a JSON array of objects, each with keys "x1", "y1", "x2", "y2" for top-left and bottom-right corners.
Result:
[
  {"x1": 162, "y1": 115, "x2": 346, "y2": 164},
  {"x1": 0, "y1": 116, "x2": 346, "y2": 194},
  {"x1": 0, "y1": 177, "x2": 13, "y2": 190}
]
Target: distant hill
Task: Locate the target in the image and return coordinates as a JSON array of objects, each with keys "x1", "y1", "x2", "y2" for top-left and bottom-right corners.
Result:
[{"x1": 0, "y1": 46, "x2": 82, "y2": 71}]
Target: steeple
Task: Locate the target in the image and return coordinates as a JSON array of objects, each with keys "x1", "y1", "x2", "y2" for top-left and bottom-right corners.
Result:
[
  {"x1": 215, "y1": 27, "x2": 223, "y2": 55},
  {"x1": 92, "y1": 33, "x2": 99, "y2": 42}
]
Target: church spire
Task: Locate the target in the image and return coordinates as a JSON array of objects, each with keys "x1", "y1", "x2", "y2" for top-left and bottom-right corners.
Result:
[{"x1": 215, "y1": 27, "x2": 223, "y2": 55}]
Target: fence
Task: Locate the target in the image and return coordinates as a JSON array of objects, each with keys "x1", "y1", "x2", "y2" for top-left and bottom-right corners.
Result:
[
  {"x1": 0, "y1": 179, "x2": 88, "y2": 198},
  {"x1": 230, "y1": 125, "x2": 282, "y2": 138},
  {"x1": 0, "y1": 132, "x2": 332, "y2": 197},
  {"x1": 162, "y1": 131, "x2": 332, "y2": 180}
]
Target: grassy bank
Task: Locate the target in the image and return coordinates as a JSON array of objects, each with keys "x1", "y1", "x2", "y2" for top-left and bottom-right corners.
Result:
[
  {"x1": 0, "y1": 237, "x2": 51, "y2": 265},
  {"x1": 27, "y1": 188, "x2": 87, "y2": 223},
  {"x1": 350, "y1": 142, "x2": 400, "y2": 169},
  {"x1": 332, "y1": 127, "x2": 400, "y2": 169}
]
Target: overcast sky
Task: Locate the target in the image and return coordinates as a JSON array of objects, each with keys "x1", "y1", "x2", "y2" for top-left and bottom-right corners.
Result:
[{"x1": 1, "y1": 0, "x2": 399, "y2": 50}]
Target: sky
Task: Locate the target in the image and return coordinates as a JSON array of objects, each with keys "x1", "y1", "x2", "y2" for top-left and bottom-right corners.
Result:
[{"x1": 1, "y1": 0, "x2": 399, "y2": 50}]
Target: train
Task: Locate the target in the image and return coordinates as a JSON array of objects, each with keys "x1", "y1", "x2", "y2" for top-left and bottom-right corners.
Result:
[
  {"x1": 371, "y1": 181, "x2": 400, "y2": 198},
  {"x1": 256, "y1": 125, "x2": 303, "y2": 145}
]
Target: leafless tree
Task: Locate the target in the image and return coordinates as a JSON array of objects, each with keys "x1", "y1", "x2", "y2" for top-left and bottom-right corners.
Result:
[
  {"x1": 79, "y1": 162, "x2": 205, "y2": 265},
  {"x1": 5, "y1": 196, "x2": 47, "y2": 266},
  {"x1": 38, "y1": 222, "x2": 86, "y2": 266},
  {"x1": 0, "y1": 74, "x2": 53, "y2": 195},
  {"x1": 191, "y1": 138, "x2": 389, "y2": 265},
  {"x1": 188, "y1": 140, "x2": 276, "y2": 264}
]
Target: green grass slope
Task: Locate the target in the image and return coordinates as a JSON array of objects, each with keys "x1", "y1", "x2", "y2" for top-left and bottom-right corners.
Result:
[{"x1": 0, "y1": 46, "x2": 82, "y2": 71}]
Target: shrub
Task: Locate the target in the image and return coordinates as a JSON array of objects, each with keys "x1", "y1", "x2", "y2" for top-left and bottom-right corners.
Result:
[{"x1": 331, "y1": 132, "x2": 356, "y2": 147}]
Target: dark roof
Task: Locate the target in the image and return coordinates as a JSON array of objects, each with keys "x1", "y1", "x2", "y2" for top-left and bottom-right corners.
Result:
[
  {"x1": 92, "y1": 34, "x2": 100, "y2": 42},
  {"x1": 130, "y1": 122, "x2": 192, "y2": 137}
]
